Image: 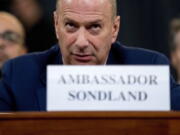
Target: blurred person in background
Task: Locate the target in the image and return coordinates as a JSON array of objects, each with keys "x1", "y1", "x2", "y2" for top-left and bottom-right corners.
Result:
[
  {"x1": 0, "y1": 12, "x2": 27, "y2": 78},
  {"x1": 170, "y1": 18, "x2": 180, "y2": 83},
  {"x1": 10, "y1": 0, "x2": 57, "y2": 52}
]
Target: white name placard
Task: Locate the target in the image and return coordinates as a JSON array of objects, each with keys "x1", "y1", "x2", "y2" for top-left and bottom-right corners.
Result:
[{"x1": 47, "y1": 66, "x2": 170, "y2": 111}]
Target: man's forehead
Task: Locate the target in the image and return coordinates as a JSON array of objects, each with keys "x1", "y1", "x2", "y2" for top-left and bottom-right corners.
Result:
[
  {"x1": 0, "y1": 14, "x2": 23, "y2": 35},
  {"x1": 64, "y1": 0, "x2": 106, "y2": 4},
  {"x1": 0, "y1": 18, "x2": 16, "y2": 32},
  {"x1": 59, "y1": 0, "x2": 111, "y2": 12},
  {"x1": 58, "y1": 0, "x2": 112, "y2": 19}
]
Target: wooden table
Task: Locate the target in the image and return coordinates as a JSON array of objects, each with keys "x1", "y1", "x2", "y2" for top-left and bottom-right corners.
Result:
[{"x1": 0, "y1": 111, "x2": 180, "y2": 135}]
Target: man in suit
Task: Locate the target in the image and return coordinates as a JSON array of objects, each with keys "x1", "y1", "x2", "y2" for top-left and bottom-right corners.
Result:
[{"x1": 0, "y1": 0, "x2": 180, "y2": 111}]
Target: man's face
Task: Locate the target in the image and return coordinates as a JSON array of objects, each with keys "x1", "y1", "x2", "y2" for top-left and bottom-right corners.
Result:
[
  {"x1": 54, "y1": 0, "x2": 120, "y2": 65},
  {"x1": 0, "y1": 15, "x2": 24, "y2": 68}
]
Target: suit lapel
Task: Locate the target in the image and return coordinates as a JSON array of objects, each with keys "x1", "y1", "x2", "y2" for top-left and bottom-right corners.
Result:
[
  {"x1": 37, "y1": 45, "x2": 62, "y2": 110},
  {"x1": 40, "y1": 46, "x2": 62, "y2": 85}
]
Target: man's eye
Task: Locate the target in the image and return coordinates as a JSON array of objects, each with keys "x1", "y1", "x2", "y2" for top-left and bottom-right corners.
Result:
[
  {"x1": 91, "y1": 24, "x2": 101, "y2": 29},
  {"x1": 65, "y1": 23, "x2": 77, "y2": 32},
  {"x1": 66, "y1": 23, "x2": 74, "y2": 27},
  {"x1": 89, "y1": 24, "x2": 101, "y2": 34}
]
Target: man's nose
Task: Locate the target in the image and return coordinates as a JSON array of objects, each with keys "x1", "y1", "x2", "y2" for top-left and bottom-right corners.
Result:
[{"x1": 75, "y1": 28, "x2": 89, "y2": 48}]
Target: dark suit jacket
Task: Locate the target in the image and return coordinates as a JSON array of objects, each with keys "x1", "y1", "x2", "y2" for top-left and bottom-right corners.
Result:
[{"x1": 0, "y1": 42, "x2": 180, "y2": 111}]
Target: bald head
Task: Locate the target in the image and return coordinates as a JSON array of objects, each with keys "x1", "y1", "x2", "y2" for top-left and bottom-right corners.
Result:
[
  {"x1": 0, "y1": 12, "x2": 25, "y2": 42},
  {"x1": 56, "y1": 0, "x2": 117, "y2": 19}
]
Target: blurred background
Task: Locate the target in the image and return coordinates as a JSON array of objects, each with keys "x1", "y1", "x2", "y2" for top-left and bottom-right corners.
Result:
[{"x1": 1, "y1": 0, "x2": 180, "y2": 80}]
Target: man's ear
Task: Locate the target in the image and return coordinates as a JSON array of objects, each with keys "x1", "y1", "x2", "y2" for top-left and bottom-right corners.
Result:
[
  {"x1": 112, "y1": 16, "x2": 120, "y2": 43},
  {"x1": 54, "y1": 11, "x2": 59, "y2": 39}
]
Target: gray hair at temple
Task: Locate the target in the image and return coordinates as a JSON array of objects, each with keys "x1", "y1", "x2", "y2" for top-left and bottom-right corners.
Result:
[{"x1": 56, "y1": 0, "x2": 117, "y2": 19}]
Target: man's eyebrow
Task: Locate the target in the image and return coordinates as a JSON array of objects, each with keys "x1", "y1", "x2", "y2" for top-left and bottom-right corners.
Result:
[
  {"x1": 63, "y1": 18, "x2": 103, "y2": 24},
  {"x1": 88, "y1": 20, "x2": 103, "y2": 24},
  {"x1": 63, "y1": 18, "x2": 77, "y2": 23}
]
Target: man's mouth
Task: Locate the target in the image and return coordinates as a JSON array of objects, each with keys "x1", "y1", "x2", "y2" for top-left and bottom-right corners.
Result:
[{"x1": 72, "y1": 53, "x2": 93, "y2": 62}]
